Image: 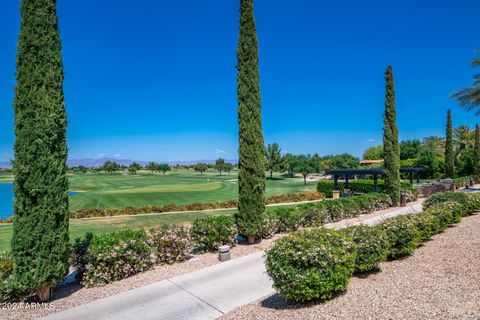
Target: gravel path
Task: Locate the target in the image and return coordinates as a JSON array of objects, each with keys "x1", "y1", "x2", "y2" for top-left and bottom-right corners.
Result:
[{"x1": 220, "y1": 213, "x2": 480, "y2": 320}]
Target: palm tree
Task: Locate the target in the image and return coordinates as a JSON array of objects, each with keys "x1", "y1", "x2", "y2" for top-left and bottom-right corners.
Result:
[
  {"x1": 422, "y1": 136, "x2": 445, "y2": 156},
  {"x1": 451, "y1": 51, "x2": 480, "y2": 114},
  {"x1": 454, "y1": 125, "x2": 474, "y2": 152}
]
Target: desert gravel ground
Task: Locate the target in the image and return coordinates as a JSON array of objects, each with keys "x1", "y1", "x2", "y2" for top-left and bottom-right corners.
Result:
[{"x1": 220, "y1": 213, "x2": 480, "y2": 320}]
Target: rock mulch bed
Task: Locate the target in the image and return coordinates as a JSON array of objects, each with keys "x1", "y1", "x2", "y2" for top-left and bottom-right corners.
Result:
[{"x1": 220, "y1": 213, "x2": 480, "y2": 320}]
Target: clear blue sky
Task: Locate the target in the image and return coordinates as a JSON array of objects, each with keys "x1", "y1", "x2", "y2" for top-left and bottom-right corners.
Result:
[{"x1": 0, "y1": 0, "x2": 479, "y2": 162}]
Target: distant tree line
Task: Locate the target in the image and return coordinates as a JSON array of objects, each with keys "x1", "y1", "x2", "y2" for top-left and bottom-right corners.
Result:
[
  {"x1": 362, "y1": 118, "x2": 480, "y2": 179},
  {"x1": 263, "y1": 142, "x2": 361, "y2": 185},
  {"x1": 66, "y1": 159, "x2": 238, "y2": 176}
]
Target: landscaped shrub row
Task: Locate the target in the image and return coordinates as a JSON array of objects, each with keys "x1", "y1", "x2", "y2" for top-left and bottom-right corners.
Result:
[
  {"x1": 265, "y1": 228, "x2": 356, "y2": 302},
  {"x1": 190, "y1": 215, "x2": 237, "y2": 252},
  {"x1": 265, "y1": 192, "x2": 479, "y2": 303},
  {"x1": 64, "y1": 193, "x2": 390, "y2": 287},
  {"x1": 70, "y1": 227, "x2": 193, "y2": 287},
  {"x1": 0, "y1": 190, "x2": 328, "y2": 224},
  {"x1": 262, "y1": 193, "x2": 392, "y2": 236},
  {"x1": 422, "y1": 191, "x2": 477, "y2": 215},
  {"x1": 4, "y1": 191, "x2": 478, "y2": 299},
  {"x1": 0, "y1": 192, "x2": 325, "y2": 224},
  {"x1": 317, "y1": 179, "x2": 419, "y2": 200},
  {"x1": 265, "y1": 192, "x2": 325, "y2": 204},
  {"x1": 66, "y1": 191, "x2": 324, "y2": 220}
]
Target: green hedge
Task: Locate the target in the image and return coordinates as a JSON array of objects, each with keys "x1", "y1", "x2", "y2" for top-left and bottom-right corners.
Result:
[
  {"x1": 61, "y1": 191, "x2": 326, "y2": 221},
  {"x1": 317, "y1": 180, "x2": 419, "y2": 200},
  {"x1": 340, "y1": 225, "x2": 389, "y2": 273},
  {"x1": 264, "y1": 193, "x2": 391, "y2": 234},
  {"x1": 424, "y1": 201, "x2": 463, "y2": 227},
  {"x1": 405, "y1": 212, "x2": 441, "y2": 242},
  {"x1": 378, "y1": 215, "x2": 420, "y2": 259},
  {"x1": 423, "y1": 191, "x2": 475, "y2": 216},
  {"x1": 265, "y1": 228, "x2": 356, "y2": 302},
  {"x1": 265, "y1": 192, "x2": 476, "y2": 303}
]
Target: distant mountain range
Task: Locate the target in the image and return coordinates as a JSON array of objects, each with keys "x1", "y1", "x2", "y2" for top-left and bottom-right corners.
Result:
[
  {"x1": 0, "y1": 157, "x2": 238, "y2": 169},
  {"x1": 67, "y1": 157, "x2": 148, "y2": 167}
]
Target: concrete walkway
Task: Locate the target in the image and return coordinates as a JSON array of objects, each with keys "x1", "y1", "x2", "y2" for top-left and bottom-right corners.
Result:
[{"x1": 43, "y1": 202, "x2": 425, "y2": 320}]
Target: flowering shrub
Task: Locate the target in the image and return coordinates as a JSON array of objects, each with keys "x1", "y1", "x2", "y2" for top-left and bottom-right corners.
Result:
[
  {"x1": 265, "y1": 192, "x2": 325, "y2": 204},
  {"x1": 148, "y1": 226, "x2": 191, "y2": 264},
  {"x1": 313, "y1": 193, "x2": 391, "y2": 223},
  {"x1": 260, "y1": 211, "x2": 279, "y2": 238},
  {"x1": 318, "y1": 199, "x2": 345, "y2": 222},
  {"x1": 265, "y1": 228, "x2": 356, "y2": 302},
  {"x1": 403, "y1": 188, "x2": 420, "y2": 202},
  {"x1": 273, "y1": 207, "x2": 303, "y2": 232},
  {"x1": 0, "y1": 217, "x2": 13, "y2": 224},
  {"x1": 297, "y1": 203, "x2": 328, "y2": 227},
  {"x1": 0, "y1": 252, "x2": 13, "y2": 280},
  {"x1": 378, "y1": 216, "x2": 420, "y2": 259},
  {"x1": 406, "y1": 213, "x2": 441, "y2": 242},
  {"x1": 83, "y1": 230, "x2": 153, "y2": 287},
  {"x1": 63, "y1": 192, "x2": 325, "y2": 221},
  {"x1": 423, "y1": 191, "x2": 474, "y2": 216},
  {"x1": 424, "y1": 201, "x2": 463, "y2": 228},
  {"x1": 340, "y1": 225, "x2": 389, "y2": 273},
  {"x1": 467, "y1": 193, "x2": 480, "y2": 211},
  {"x1": 355, "y1": 193, "x2": 392, "y2": 214},
  {"x1": 190, "y1": 215, "x2": 237, "y2": 251}
]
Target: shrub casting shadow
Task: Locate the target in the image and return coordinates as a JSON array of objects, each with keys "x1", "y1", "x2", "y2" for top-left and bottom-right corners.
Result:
[
  {"x1": 260, "y1": 291, "x2": 346, "y2": 310},
  {"x1": 52, "y1": 280, "x2": 84, "y2": 300},
  {"x1": 354, "y1": 267, "x2": 381, "y2": 279}
]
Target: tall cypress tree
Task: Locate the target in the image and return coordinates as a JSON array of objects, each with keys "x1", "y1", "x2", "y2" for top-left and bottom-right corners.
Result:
[
  {"x1": 383, "y1": 66, "x2": 400, "y2": 205},
  {"x1": 11, "y1": 0, "x2": 69, "y2": 300},
  {"x1": 474, "y1": 124, "x2": 480, "y2": 181},
  {"x1": 445, "y1": 109, "x2": 455, "y2": 178},
  {"x1": 236, "y1": 0, "x2": 265, "y2": 240}
]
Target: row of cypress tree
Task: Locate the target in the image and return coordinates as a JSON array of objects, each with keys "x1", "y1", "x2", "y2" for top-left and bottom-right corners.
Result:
[
  {"x1": 9, "y1": 0, "x2": 269, "y2": 300},
  {"x1": 12, "y1": 0, "x2": 472, "y2": 302}
]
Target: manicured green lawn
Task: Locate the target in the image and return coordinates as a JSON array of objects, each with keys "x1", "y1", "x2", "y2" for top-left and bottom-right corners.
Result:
[
  {"x1": 0, "y1": 170, "x2": 316, "y2": 250},
  {"x1": 68, "y1": 170, "x2": 315, "y2": 211}
]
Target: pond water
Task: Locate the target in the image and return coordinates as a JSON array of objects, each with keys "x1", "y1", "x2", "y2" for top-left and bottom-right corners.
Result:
[{"x1": 0, "y1": 182, "x2": 80, "y2": 220}]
